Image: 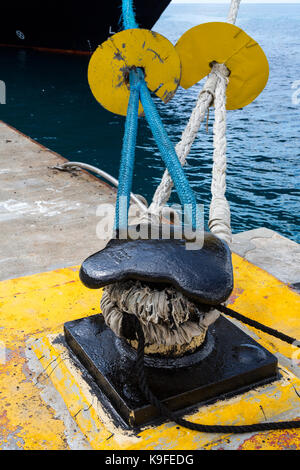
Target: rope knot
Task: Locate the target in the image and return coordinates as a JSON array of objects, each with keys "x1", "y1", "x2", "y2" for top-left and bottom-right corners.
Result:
[
  {"x1": 210, "y1": 62, "x2": 231, "y2": 84},
  {"x1": 199, "y1": 88, "x2": 215, "y2": 107}
]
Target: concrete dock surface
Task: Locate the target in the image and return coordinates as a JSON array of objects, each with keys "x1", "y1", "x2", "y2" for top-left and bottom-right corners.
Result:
[
  {"x1": 0, "y1": 120, "x2": 299, "y2": 286},
  {"x1": 231, "y1": 227, "x2": 300, "y2": 287},
  {"x1": 0, "y1": 121, "x2": 116, "y2": 281}
]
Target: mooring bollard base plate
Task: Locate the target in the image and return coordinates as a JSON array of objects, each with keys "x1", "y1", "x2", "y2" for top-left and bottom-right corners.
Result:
[{"x1": 64, "y1": 314, "x2": 278, "y2": 427}]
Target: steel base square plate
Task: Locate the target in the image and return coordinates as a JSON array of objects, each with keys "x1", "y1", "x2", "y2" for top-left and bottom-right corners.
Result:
[{"x1": 64, "y1": 314, "x2": 278, "y2": 427}]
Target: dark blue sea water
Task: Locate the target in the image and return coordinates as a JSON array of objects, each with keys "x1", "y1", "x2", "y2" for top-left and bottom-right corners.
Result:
[{"x1": 1, "y1": 3, "x2": 299, "y2": 241}]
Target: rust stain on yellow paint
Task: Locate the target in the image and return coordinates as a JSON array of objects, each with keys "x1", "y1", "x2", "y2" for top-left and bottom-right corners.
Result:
[
  {"x1": 0, "y1": 266, "x2": 99, "y2": 449},
  {"x1": 238, "y1": 428, "x2": 300, "y2": 450},
  {"x1": 0, "y1": 255, "x2": 299, "y2": 450},
  {"x1": 88, "y1": 28, "x2": 181, "y2": 116}
]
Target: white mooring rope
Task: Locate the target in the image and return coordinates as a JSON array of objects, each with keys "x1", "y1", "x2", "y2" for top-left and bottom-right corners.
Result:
[
  {"x1": 100, "y1": 280, "x2": 220, "y2": 354},
  {"x1": 148, "y1": 0, "x2": 242, "y2": 244},
  {"x1": 227, "y1": 0, "x2": 242, "y2": 24},
  {"x1": 148, "y1": 71, "x2": 219, "y2": 215},
  {"x1": 209, "y1": 63, "x2": 232, "y2": 244}
]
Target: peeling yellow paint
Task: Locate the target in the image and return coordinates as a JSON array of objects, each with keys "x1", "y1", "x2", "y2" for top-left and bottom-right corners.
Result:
[
  {"x1": 0, "y1": 256, "x2": 299, "y2": 450},
  {"x1": 0, "y1": 343, "x2": 70, "y2": 449},
  {"x1": 230, "y1": 253, "x2": 300, "y2": 361},
  {"x1": 88, "y1": 28, "x2": 181, "y2": 116}
]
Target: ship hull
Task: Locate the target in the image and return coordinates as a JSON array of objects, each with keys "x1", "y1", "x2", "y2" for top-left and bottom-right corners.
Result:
[{"x1": 0, "y1": 1, "x2": 171, "y2": 54}]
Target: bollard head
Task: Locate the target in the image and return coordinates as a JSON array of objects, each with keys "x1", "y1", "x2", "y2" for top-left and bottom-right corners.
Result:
[{"x1": 79, "y1": 226, "x2": 233, "y2": 306}]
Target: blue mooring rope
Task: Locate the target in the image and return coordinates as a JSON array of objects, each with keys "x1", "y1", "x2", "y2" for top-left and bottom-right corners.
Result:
[
  {"x1": 115, "y1": 0, "x2": 199, "y2": 230},
  {"x1": 115, "y1": 68, "x2": 142, "y2": 231},
  {"x1": 139, "y1": 81, "x2": 199, "y2": 226},
  {"x1": 122, "y1": 0, "x2": 139, "y2": 30}
]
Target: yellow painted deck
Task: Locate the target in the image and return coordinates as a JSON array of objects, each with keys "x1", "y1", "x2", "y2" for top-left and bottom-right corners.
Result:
[{"x1": 0, "y1": 253, "x2": 299, "y2": 450}]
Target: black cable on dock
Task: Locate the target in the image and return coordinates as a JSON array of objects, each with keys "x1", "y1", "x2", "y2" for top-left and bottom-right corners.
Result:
[{"x1": 134, "y1": 308, "x2": 300, "y2": 434}]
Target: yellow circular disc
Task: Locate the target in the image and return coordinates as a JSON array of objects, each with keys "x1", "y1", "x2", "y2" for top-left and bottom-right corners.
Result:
[
  {"x1": 88, "y1": 28, "x2": 181, "y2": 116},
  {"x1": 175, "y1": 22, "x2": 269, "y2": 110}
]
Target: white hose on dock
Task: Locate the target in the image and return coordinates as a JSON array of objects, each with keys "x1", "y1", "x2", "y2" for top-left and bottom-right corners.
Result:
[{"x1": 52, "y1": 161, "x2": 147, "y2": 211}]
